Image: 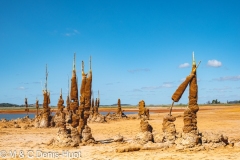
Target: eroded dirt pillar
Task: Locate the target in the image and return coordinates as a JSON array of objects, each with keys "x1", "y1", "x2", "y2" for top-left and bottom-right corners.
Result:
[
  {"x1": 70, "y1": 54, "x2": 80, "y2": 128},
  {"x1": 78, "y1": 58, "x2": 95, "y2": 143},
  {"x1": 117, "y1": 98, "x2": 122, "y2": 117},
  {"x1": 183, "y1": 57, "x2": 199, "y2": 134},
  {"x1": 39, "y1": 90, "x2": 51, "y2": 127},
  {"x1": 54, "y1": 90, "x2": 66, "y2": 127},
  {"x1": 138, "y1": 100, "x2": 149, "y2": 120}
]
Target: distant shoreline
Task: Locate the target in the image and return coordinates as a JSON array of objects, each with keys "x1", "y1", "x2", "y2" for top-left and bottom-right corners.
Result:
[
  {"x1": 1, "y1": 105, "x2": 237, "y2": 114},
  {"x1": 0, "y1": 107, "x2": 173, "y2": 114}
]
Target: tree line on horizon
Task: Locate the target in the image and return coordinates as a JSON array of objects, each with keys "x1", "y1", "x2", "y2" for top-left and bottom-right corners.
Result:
[
  {"x1": 206, "y1": 99, "x2": 240, "y2": 104},
  {"x1": 1, "y1": 100, "x2": 240, "y2": 108}
]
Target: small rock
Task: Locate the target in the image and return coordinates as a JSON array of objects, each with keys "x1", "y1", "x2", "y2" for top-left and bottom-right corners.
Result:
[
  {"x1": 14, "y1": 124, "x2": 21, "y2": 128},
  {"x1": 234, "y1": 141, "x2": 240, "y2": 147},
  {"x1": 113, "y1": 134, "x2": 124, "y2": 142},
  {"x1": 21, "y1": 125, "x2": 28, "y2": 130}
]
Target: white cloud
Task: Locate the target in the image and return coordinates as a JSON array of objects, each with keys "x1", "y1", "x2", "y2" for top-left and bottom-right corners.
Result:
[
  {"x1": 132, "y1": 89, "x2": 142, "y2": 92},
  {"x1": 213, "y1": 75, "x2": 240, "y2": 81},
  {"x1": 162, "y1": 83, "x2": 173, "y2": 88},
  {"x1": 212, "y1": 86, "x2": 231, "y2": 92},
  {"x1": 65, "y1": 33, "x2": 71, "y2": 36},
  {"x1": 141, "y1": 86, "x2": 159, "y2": 90},
  {"x1": 73, "y1": 29, "x2": 79, "y2": 34},
  {"x1": 128, "y1": 68, "x2": 150, "y2": 73},
  {"x1": 64, "y1": 29, "x2": 80, "y2": 37},
  {"x1": 17, "y1": 86, "x2": 27, "y2": 90},
  {"x1": 207, "y1": 60, "x2": 222, "y2": 67},
  {"x1": 179, "y1": 63, "x2": 190, "y2": 68},
  {"x1": 141, "y1": 82, "x2": 173, "y2": 90}
]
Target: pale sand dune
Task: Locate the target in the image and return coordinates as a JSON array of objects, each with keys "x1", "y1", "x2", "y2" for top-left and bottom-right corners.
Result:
[{"x1": 0, "y1": 105, "x2": 240, "y2": 159}]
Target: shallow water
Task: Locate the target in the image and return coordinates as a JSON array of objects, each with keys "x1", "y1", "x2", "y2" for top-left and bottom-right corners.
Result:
[
  {"x1": 0, "y1": 113, "x2": 35, "y2": 120},
  {"x1": 0, "y1": 111, "x2": 139, "y2": 120}
]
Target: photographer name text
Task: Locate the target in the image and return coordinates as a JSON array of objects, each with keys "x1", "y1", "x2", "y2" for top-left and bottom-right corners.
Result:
[{"x1": 0, "y1": 150, "x2": 81, "y2": 159}]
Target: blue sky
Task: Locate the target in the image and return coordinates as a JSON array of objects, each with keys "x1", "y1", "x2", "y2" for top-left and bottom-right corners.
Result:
[{"x1": 0, "y1": 0, "x2": 239, "y2": 105}]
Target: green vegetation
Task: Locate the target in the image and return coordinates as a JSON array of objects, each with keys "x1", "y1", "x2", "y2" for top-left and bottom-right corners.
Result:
[
  {"x1": 206, "y1": 99, "x2": 240, "y2": 105},
  {"x1": 227, "y1": 100, "x2": 240, "y2": 104},
  {"x1": 212, "y1": 99, "x2": 220, "y2": 104},
  {"x1": 0, "y1": 103, "x2": 22, "y2": 107}
]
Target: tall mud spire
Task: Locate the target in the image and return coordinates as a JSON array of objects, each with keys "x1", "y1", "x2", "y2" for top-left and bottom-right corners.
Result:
[
  {"x1": 80, "y1": 61, "x2": 86, "y2": 98},
  {"x1": 70, "y1": 53, "x2": 78, "y2": 102},
  {"x1": 82, "y1": 60, "x2": 84, "y2": 73},
  {"x1": 69, "y1": 53, "x2": 79, "y2": 119},
  {"x1": 68, "y1": 76, "x2": 70, "y2": 97},
  {"x1": 89, "y1": 56, "x2": 92, "y2": 73},
  {"x1": 38, "y1": 64, "x2": 51, "y2": 128},
  {"x1": 45, "y1": 64, "x2": 48, "y2": 91},
  {"x1": 73, "y1": 52, "x2": 76, "y2": 71},
  {"x1": 98, "y1": 90, "x2": 99, "y2": 100},
  {"x1": 97, "y1": 90, "x2": 100, "y2": 107},
  {"x1": 85, "y1": 56, "x2": 92, "y2": 111},
  {"x1": 68, "y1": 76, "x2": 69, "y2": 96},
  {"x1": 78, "y1": 56, "x2": 94, "y2": 142},
  {"x1": 66, "y1": 77, "x2": 70, "y2": 111},
  {"x1": 169, "y1": 53, "x2": 201, "y2": 147}
]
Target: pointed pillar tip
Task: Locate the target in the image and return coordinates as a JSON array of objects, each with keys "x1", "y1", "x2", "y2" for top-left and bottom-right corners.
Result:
[
  {"x1": 82, "y1": 60, "x2": 84, "y2": 74},
  {"x1": 73, "y1": 53, "x2": 76, "y2": 71},
  {"x1": 90, "y1": 55, "x2": 92, "y2": 72},
  {"x1": 192, "y1": 51, "x2": 196, "y2": 65}
]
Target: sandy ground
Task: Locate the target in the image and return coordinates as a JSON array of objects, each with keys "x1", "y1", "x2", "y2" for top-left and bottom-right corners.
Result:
[{"x1": 0, "y1": 105, "x2": 240, "y2": 160}]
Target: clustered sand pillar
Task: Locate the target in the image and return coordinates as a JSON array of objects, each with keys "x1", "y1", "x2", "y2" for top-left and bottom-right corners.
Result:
[
  {"x1": 52, "y1": 54, "x2": 94, "y2": 147},
  {"x1": 88, "y1": 93, "x2": 104, "y2": 123}
]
